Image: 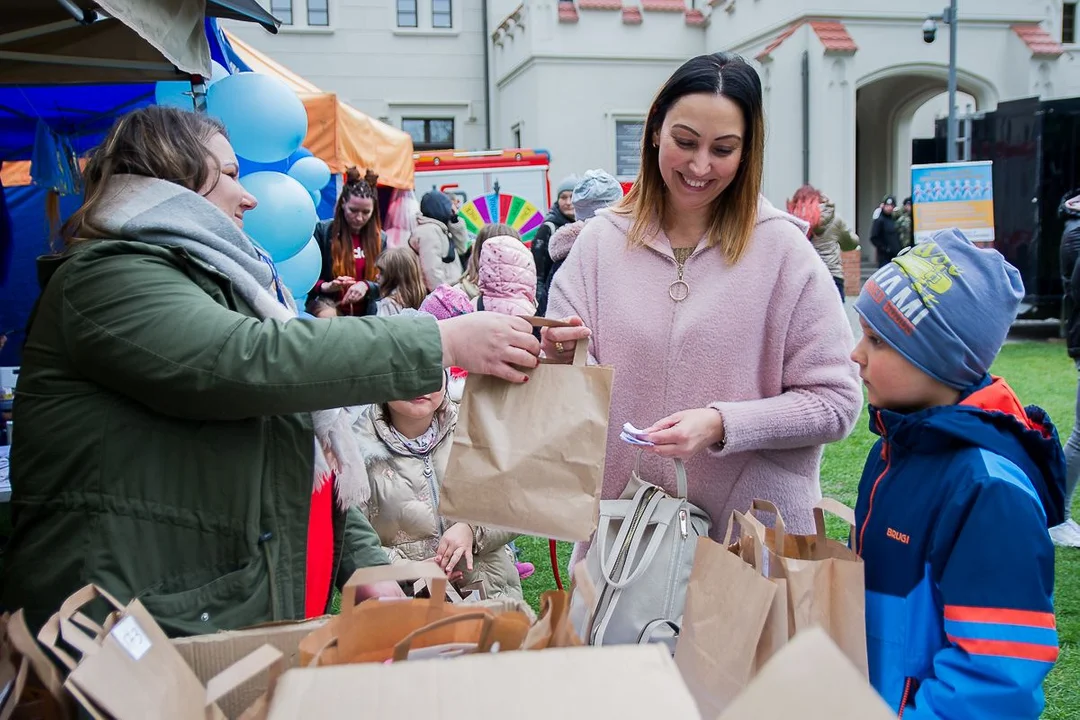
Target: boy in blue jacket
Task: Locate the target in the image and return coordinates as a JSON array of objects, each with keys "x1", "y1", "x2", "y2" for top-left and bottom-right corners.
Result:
[{"x1": 851, "y1": 228, "x2": 1066, "y2": 719}]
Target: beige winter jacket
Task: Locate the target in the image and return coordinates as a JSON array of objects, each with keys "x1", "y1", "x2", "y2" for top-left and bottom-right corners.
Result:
[
  {"x1": 348, "y1": 400, "x2": 523, "y2": 600},
  {"x1": 409, "y1": 215, "x2": 467, "y2": 292},
  {"x1": 811, "y1": 197, "x2": 859, "y2": 280}
]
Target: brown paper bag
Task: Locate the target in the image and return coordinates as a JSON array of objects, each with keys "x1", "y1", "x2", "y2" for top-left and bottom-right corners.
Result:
[
  {"x1": 0, "y1": 610, "x2": 74, "y2": 720},
  {"x1": 439, "y1": 317, "x2": 614, "y2": 541},
  {"x1": 35, "y1": 585, "x2": 283, "y2": 720},
  {"x1": 298, "y1": 562, "x2": 532, "y2": 666},
  {"x1": 740, "y1": 498, "x2": 868, "y2": 677},
  {"x1": 717, "y1": 628, "x2": 894, "y2": 720}
]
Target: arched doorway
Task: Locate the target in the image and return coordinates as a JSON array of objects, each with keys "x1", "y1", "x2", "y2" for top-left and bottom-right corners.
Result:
[{"x1": 854, "y1": 64, "x2": 998, "y2": 249}]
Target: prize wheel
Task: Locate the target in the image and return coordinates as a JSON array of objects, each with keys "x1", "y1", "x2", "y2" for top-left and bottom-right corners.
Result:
[{"x1": 458, "y1": 193, "x2": 545, "y2": 248}]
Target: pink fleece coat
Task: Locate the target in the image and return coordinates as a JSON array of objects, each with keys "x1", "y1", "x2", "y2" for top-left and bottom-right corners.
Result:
[
  {"x1": 548, "y1": 197, "x2": 861, "y2": 556},
  {"x1": 474, "y1": 235, "x2": 538, "y2": 316}
]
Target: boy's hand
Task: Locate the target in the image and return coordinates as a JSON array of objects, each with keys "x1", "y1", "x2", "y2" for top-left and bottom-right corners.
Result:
[{"x1": 435, "y1": 523, "x2": 475, "y2": 573}]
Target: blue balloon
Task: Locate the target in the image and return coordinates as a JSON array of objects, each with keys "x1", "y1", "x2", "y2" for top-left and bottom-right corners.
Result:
[
  {"x1": 275, "y1": 237, "x2": 322, "y2": 300},
  {"x1": 155, "y1": 81, "x2": 193, "y2": 110},
  {"x1": 241, "y1": 172, "x2": 318, "y2": 262},
  {"x1": 238, "y1": 156, "x2": 288, "y2": 177},
  {"x1": 288, "y1": 156, "x2": 331, "y2": 194},
  {"x1": 288, "y1": 147, "x2": 314, "y2": 166},
  {"x1": 309, "y1": 190, "x2": 321, "y2": 206},
  {"x1": 207, "y1": 73, "x2": 307, "y2": 163}
]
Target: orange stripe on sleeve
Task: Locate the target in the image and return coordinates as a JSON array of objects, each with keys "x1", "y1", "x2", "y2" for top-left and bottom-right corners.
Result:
[
  {"x1": 944, "y1": 605, "x2": 1056, "y2": 629},
  {"x1": 948, "y1": 636, "x2": 1059, "y2": 663}
]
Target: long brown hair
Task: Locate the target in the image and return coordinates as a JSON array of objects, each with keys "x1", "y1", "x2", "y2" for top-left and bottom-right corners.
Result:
[
  {"x1": 614, "y1": 52, "x2": 765, "y2": 265},
  {"x1": 464, "y1": 223, "x2": 519, "y2": 285},
  {"x1": 375, "y1": 247, "x2": 427, "y2": 310},
  {"x1": 62, "y1": 106, "x2": 228, "y2": 247},
  {"x1": 330, "y1": 167, "x2": 381, "y2": 281}
]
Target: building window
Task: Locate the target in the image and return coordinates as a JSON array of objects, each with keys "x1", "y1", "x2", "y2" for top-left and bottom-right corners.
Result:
[
  {"x1": 270, "y1": 0, "x2": 293, "y2": 25},
  {"x1": 615, "y1": 119, "x2": 645, "y2": 179},
  {"x1": 404, "y1": 118, "x2": 455, "y2": 150},
  {"x1": 432, "y1": 0, "x2": 452, "y2": 28},
  {"x1": 307, "y1": 0, "x2": 329, "y2": 25},
  {"x1": 512, "y1": 124, "x2": 522, "y2": 149},
  {"x1": 397, "y1": 0, "x2": 418, "y2": 27},
  {"x1": 1065, "y1": 3, "x2": 1077, "y2": 44}
]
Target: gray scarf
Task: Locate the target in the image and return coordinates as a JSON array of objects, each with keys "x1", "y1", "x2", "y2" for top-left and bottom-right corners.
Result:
[{"x1": 89, "y1": 174, "x2": 368, "y2": 502}]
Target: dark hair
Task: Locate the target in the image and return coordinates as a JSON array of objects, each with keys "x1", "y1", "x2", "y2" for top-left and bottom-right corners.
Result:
[
  {"x1": 464, "y1": 223, "x2": 520, "y2": 285},
  {"x1": 614, "y1": 52, "x2": 765, "y2": 264},
  {"x1": 330, "y1": 166, "x2": 381, "y2": 281},
  {"x1": 62, "y1": 106, "x2": 228, "y2": 246},
  {"x1": 305, "y1": 295, "x2": 340, "y2": 317}
]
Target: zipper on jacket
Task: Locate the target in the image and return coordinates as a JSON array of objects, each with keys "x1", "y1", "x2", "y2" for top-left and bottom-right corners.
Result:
[
  {"x1": 857, "y1": 414, "x2": 890, "y2": 557},
  {"x1": 898, "y1": 677, "x2": 916, "y2": 717},
  {"x1": 424, "y1": 457, "x2": 444, "y2": 535},
  {"x1": 259, "y1": 531, "x2": 281, "y2": 622}
]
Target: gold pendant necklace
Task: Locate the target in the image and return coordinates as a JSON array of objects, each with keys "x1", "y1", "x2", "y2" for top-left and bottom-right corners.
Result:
[{"x1": 669, "y1": 247, "x2": 693, "y2": 302}]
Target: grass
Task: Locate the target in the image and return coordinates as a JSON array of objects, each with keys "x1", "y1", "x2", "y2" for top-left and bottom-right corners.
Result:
[{"x1": 515, "y1": 340, "x2": 1079, "y2": 719}]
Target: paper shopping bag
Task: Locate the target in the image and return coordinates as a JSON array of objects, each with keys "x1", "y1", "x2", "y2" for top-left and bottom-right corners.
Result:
[
  {"x1": 298, "y1": 562, "x2": 532, "y2": 666},
  {"x1": 740, "y1": 498, "x2": 868, "y2": 677},
  {"x1": 440, "y1": 318, "x2": 614, "y2": 541},
  {"x1": 0, "y1": 610, "x2": 74, "y2": 720}
]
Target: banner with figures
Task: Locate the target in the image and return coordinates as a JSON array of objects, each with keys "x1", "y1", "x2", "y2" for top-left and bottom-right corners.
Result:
[{"x1": 911, "y1": 161, "x2": 995, "y2": 243}]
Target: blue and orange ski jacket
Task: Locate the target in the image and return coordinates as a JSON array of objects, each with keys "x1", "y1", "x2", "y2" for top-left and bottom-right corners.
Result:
[{"x1": 855, "y1": 376, "x2": 1066, "y2": 719}]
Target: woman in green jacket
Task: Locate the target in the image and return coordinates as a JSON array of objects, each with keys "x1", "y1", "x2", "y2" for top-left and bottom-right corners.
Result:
[{"x1": 1, "y1": 106, "x2": 540, "y2": 636}]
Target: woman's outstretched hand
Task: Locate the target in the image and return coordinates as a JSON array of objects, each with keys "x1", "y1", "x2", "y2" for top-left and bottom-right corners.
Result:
[
  {"x1": 539, "y1": 316, "x2": 591, "y2": 364},
  {"x1": 644, "y1": 408, "x2": 726, "y2": 459},
  {"x1": 438, "y1": 312, "x2": 540, "y2": 383}
]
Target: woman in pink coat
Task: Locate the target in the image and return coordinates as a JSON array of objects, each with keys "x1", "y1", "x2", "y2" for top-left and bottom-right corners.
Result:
[
  {"x1": 473, "y1": 233, "x2": 538, "y2": 317},
  {"x1": 542, "y1": 52, "x2": 861, "y2": 549}
]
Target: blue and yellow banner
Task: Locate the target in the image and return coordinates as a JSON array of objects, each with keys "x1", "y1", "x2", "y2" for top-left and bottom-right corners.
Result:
[{"x1": 911, "y1": 161, "x2": 994, "y2": 243}]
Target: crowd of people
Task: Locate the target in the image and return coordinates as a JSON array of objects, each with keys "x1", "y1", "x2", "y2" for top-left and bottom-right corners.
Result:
[{"x1": 0, "y1": 51, "x2": 1074, "y2": 719}]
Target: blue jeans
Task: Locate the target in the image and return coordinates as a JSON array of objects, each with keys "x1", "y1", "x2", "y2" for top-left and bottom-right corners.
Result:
[{"x1": 1066, "y1": 363, "x2": 1080, "y2": 520}]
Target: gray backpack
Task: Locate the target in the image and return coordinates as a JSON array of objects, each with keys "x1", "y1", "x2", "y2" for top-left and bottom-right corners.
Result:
[{"x1": 569, "y1": 453, "x2": 711, "y2": 652}]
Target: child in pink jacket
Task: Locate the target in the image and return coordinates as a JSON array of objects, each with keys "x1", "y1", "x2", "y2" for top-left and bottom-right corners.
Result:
[{"x1": 473, "y1": 233, "x2": 538, "y2": 316}]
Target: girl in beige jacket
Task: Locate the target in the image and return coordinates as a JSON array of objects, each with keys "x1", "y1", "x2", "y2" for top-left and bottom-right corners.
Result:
[{"x1": 346, "y1": 374, "x2": 523, "y2": 600}]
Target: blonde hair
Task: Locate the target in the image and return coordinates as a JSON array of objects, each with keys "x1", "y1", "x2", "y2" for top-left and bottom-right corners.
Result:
[
  {"x1": 464, "y1": 223, "x2": 520, "y2": 285},
  {"x1": 614, "y1": 52, "x2": 765, "y2": 265},
  {"x1": 62, "y1": 106, "x2": 228, "y2": 247}
]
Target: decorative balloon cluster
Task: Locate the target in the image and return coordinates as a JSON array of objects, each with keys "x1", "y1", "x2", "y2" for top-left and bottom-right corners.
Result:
[{"x1": 155, "y1": 65, "x2": 332, "y2": 301}]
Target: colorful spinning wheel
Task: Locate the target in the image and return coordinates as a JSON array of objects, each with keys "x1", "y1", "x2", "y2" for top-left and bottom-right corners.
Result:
[{"x1": 457, "y1": 193, "x2": 545, "y2": 248}]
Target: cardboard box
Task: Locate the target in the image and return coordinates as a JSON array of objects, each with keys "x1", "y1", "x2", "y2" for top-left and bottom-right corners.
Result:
[
  {"x1": 173, "y1": 617, "x2": 328, "y2": 719},
  {"x1": 264, "y1": 645, "x2": 702, "y2": 719}
]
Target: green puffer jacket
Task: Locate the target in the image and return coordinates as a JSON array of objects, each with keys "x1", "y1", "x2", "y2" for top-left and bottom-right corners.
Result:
[{"x1": 1, "y1": 240, "x2": 445, "y2": 636}]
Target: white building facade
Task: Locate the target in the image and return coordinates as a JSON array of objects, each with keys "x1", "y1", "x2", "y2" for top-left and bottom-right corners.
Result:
[{"x1": 229, "y1": 0, "x2": 1080, "y2": 237}]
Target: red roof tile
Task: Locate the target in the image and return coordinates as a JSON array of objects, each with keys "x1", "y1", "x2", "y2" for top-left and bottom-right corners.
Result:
[
  {"x1": 810, "y1": 20, "x2": 858, "y2": 53},
  {"x1": 642, "y1": 0, "x2": 685, "y2": 12},
  {"x1": 756, "y1": 21, "x2": 801, "y2": 61},
  {"x1": 557, "y1": 2, "x2": 579, "y2": 23},
  {"x1": 685, "y1": 8, "x2": 706, "y2": 26},
  {"x1": 579, "y1": 0, "x2": 622, "y2": 9},
  {"x1": 1012, "y1": 24, "x2": 1064, "y2": 57},
  {"x1": 622, "y1": 6, "x2": 642, "y2": 24}
]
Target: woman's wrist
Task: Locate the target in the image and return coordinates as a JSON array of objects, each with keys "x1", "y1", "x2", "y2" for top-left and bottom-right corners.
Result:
[{"x1": 708, "y1": 406, "x2": 727, "y2": 450}]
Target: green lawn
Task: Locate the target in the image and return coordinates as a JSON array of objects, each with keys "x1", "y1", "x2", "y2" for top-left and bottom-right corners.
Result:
[{"x1": 516, "y1": 340, "x2": 1079, "y2": 719}]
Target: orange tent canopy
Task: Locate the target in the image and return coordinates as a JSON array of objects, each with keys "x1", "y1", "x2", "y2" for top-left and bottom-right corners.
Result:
[{"x1": 1, "y1": 33, "x2": 415, "y2": 190}]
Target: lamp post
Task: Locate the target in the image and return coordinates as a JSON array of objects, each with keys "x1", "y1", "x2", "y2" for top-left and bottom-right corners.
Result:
[{"x1": 924, "y1": 0, "x2": 959, "y2": 162}]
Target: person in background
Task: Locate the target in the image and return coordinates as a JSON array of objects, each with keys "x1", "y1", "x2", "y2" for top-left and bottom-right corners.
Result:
[
  {"x1": 410, "y1": 191, "x2": 467, "y2": 293},
  {"x1": 787, "y1": 185, "x2": 858, "y2": 302},
  {"x1": 870, "y1": 195, "x2": 901, "y2": 268},
  {"x1": 851, "y1": 229, "x2": 1063, "y2": 718},
  {"x1": 456, "y1": 223, "x2": 516, "y2": 301},
  {"x1": 1055, "y1": 188, "x2": 1080, "y2": 547},
  {"x1": 348, "y1": 367, "x2": 523, "y2": 600},
  {"x1": 896, "y1": 196, "x2": 914, "y2": 250},
  {"x1": 305, "y1": 296, "x2": 341, "y2": 319},
  {"x1": 311, "y1": 167, "x2": 383, "y2": 316},
  {"x1": 375, "y1": 247, "x2": 427, "y2": 317},
  {"x1": 547, "y1": 170, "x2": 624, "y2": 285},
  {"x1": 0, "y1": 106, "x2": 543, "y2": 636},
  {"x1": 542, "y1": 53, "x2": 861, "y2": 561},
  {"x1": 533, "y1": 176, "x2": 578, "y2": 316},
  {"x1": 473, "y1": 231, "x2": 537, "y2": 317}
]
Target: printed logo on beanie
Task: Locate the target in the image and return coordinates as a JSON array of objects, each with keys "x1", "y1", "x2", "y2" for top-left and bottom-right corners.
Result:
[{"x1": 864, "y1": 241, "x2": 961, "y2": 335}]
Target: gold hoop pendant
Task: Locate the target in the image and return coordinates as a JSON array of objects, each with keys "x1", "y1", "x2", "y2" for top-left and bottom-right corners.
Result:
[{"x1": 669, "y1": 280, "x2": 689, "y2": 302}]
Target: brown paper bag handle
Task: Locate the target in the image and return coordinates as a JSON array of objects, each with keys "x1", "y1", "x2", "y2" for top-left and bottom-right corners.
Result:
[
  {"x1": 305, "y1": 634, "x2": 339, "y2": 668},
  {"x1": 5, "y1": 610, "x2": 71, "y2": 715},
  {"x1": 205, "y1": 644, "x2": 284, "y2": 709},
  {"x1": 723, "y1": 510, "x2": 767, "y2": 573},
  {"x1": 52, "y1": 585, "x2": 127, "y2": 661},
  {"x1": 35, "y1": 614, "x2": 77, "y2": 672},
  {"x1": 523, "y1": 315, "x2": 590, "y2": 367},
  {"x1": 0, "y1": 636, "x2": 27, "y2": 720},
  {"x1": 341, "y1": 561, "x2": 448, "y2": 615},
  {"x1": 813, "y1": 498, "x2": 856, "y2": 544},
  {"x1": 391, "y1": 612, "x2": 493, "y2": 662},
  {"x1": 749, "y1": 499, "x2": 786, "y2": 554}
]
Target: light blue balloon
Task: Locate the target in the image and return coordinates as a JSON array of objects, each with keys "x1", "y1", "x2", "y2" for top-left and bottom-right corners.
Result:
[
  {"x1": 208, "y1": 60, "x2": 230, "y2": 85},
  {"x1": 309, "y1": 190, "x2": 321, "y2": 206},
  {"x1": 155, "y1": 81, "x2": 193, "y2": 110},
  {"x1": 275, "y1": 237, "x2": 322, "y2": 299},
  {"x1": 241, "y1": 172, "x2": 318, "y2": 262},
  {"x1": 288, "y1": 156, "x2": 331, "y2": 194},
  {"x1": 207, "y1": 73, "x2": 307, "y2": 163},
  {"x1": 288, "y1": 147, "x2": 314, "y2": 165}
]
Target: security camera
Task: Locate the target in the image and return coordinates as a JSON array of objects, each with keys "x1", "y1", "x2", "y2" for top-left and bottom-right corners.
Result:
[{"x1": 923, "y1": 17, "x2": 937, "y2": 43}]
